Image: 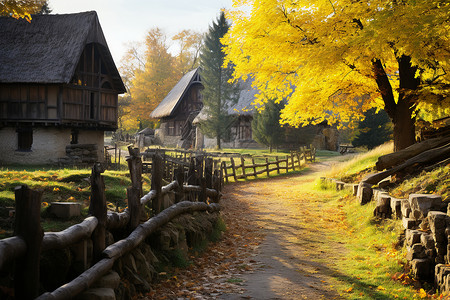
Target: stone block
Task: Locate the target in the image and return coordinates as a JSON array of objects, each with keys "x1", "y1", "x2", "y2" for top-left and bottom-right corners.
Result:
[
  {"x1": 420, "y1": 233, "x2": 434, "y2": 249},
  {"x1": 429, "y1": 211, "x2": 449, "y2": 244},
  {"x1": 374, "y1": 193, "x2": 392, "y2": 218},
  {"x1": 48, "y1": 202, "x2": 81, "y2": 220},
  {"x1": 401, "y1": 199, "x2": 411, "y2": 218},
  {"x1": 403, "y1": 217, "x2": 419, "y2": 230},
  {"x1": 405, "y1": 229, "x2": 421, "y2": 246},
  {"x1": 352, "y1": 184, "x2": 358, "y2": 196},
  {"x1": 410, "y1": 194, "x2": 445, "y2": 220},
  {"x1": 335, "y1": 180, "x2": 345, "y2": 191},
  {"x1": 92, "y1": 271, "x2": 121, "y2": 289},
  {"x1": 406, "y1": 243, "x2": 426, "y2": 260},
  {"x1": 390, "y1": 198, "x2": 403, "y2": 219},
  {"x1": 74, "y1": 288, "x2": 115, "y2": 300},
  {"x1": 410, "y1": 258, "x2": 432, "y2": 280},
  {"x1": 357, "y1": 182, "x2": 373, "y2": 205}
]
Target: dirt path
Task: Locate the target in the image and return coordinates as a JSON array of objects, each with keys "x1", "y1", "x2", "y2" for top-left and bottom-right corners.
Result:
[
  {"x1": 218, "y1": 160, "x2": 345, "y2": 300},
  {"x1": 145, "y1": 158, "x2": 349, "y2": 299}
]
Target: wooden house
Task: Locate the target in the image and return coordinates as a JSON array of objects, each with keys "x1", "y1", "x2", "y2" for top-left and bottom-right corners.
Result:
[
  {"x1": 0, "y1": 12, "x2": 126, "y2": 165},
  {"x1": 150, "y1": 68, "x2": 203, "y2": 148}
]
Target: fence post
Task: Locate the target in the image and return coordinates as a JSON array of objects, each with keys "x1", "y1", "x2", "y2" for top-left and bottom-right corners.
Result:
[
  {"x1": 174, "y1": 167, "x2": 184, "y2": 203},
  {"x1": 231, "y1": 157, "x2": 238, "y2": 181},
  {"x1": 252, "y1": 158, "x2": 257, "y2": 177},
  {"x1": 297, "y1": 152, "x2": 302, "y2": 168},
  {"x1": 275, "y1": 156, "x2": 280, "y2": 174},
  {"x1": 241, "y1": 156, "x2": 247, "y2": 179},
  {"x1": 265, "y1": 157, "x2": 270, "y2": 177},
  {"x1": 199, "y1": 177, "x2": 207, "y2": 203},
  {"x1": 89, "y1": 163, "x2": 107, "y2": 262},
  {"x1": 222, "y1": 161, "x2": 229, "y2": 184},
  {"x1": 151, "y1": 154, "x2": 163, "y2": 215},
  {"x1": 14, "y1": 185, "x2": 43, "y2": 300},
  {"x1": 126, "y1": 146, "x2": 143, "y2": 229},
  {"x1": 205, "y1": 157, "x2": 213, "y2": 189},
  {"x1": 291, "y1": 152, "x2": 296, "y2": 171}
]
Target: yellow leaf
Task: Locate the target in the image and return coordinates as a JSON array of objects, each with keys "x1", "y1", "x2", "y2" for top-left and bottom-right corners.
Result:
[
  {"x1": 419, "y1": 288, "x2": 427, "y2": 298},
  {"x1": 377, "y1": 286, "x2": 385, "y2": 290},
  {"x1": 345, "y1": 287, "x2": 353, "y2": 293}
]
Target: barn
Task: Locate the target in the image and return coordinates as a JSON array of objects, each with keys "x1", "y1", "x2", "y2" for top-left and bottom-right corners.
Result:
[{"x1": 0, "y1": 12, "x2": 126, "y2": 165}]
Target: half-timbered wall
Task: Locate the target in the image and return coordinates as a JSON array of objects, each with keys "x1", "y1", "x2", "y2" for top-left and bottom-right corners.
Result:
[{"x1": 0, "y1": 43, "x2": 118, "y2": 129}]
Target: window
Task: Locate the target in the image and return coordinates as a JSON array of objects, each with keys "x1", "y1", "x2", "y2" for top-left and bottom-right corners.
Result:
[
  {"x1": 71, "y1": 130, "x2": 79, "y2": 144},
  {"x1": 167, "y1": 122, "x2": 175, "y2": 136},
  {"x1": 17, "y1": 127, "x2": 33, "y2": 151}
]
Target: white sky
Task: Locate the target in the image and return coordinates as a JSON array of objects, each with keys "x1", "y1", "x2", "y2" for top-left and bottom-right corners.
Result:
[{"x1": 51, "y1": 0, "x2": 234, "y2": 64}]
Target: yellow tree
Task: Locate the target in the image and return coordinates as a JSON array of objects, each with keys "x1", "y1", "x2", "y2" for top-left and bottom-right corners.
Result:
[
  {"x1": 0, "y1": 0, "x2": 46, "y2": 21},
  {"x1": 223, "y1": 0, "x2": 450, "y2": 151},
  {"x1": 172, "y1": 29, "x2": 203, "y2": 75},
  {"x1": 120, "y1": 29, "x2": 204, "y2": 132}
]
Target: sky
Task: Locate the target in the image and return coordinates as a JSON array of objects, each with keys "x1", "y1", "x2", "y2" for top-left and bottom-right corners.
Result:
[{"x1": 51, "y1": 0, "x2": 234, "y2": 64}]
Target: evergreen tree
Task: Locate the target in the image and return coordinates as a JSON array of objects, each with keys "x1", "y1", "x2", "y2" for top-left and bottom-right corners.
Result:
[
  {"x1": 198, "y1": 11, "x2": 239, "y2": 149},
  {"x1": 252, "y1": 99, "x2": 285, "y2": 152},
  {"x1": 352, "y1": 108, "x2": 393, "y2": 150}
]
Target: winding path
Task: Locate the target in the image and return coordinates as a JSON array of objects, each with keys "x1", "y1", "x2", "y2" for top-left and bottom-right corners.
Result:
[{"x1": 217, "y1": 159, "x2": 346, "y2": 299}]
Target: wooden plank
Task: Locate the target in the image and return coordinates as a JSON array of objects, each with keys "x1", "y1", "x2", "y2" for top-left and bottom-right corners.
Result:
[
  {"x1": 252, "y1": 158, "x2": 257, "y2": 178},
  {"x1": 230, "y1": 157, "x2": 237, "y2": 181},
  {"x1": 275, "y1": 156, "x2": 280, "y2": 174},
  {"x1": 265, "y1": 157, "x2": 270, "y2": 177}
]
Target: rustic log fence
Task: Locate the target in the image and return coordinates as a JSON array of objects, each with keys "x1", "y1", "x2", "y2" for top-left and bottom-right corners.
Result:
[
  {"x1": 0, "y1": 146, "x2": 221, "y2": 300},
  {"x1": 141, "y1": 146, "x2": 316, "y2": 184}
]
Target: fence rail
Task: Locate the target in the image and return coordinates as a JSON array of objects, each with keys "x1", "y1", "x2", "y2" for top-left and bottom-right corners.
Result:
[{"x1": 0, "y1": 146, "x2": 222, "y2": 300}]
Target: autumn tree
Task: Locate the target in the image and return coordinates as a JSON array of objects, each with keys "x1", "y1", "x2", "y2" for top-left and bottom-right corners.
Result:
[
  {"x1": 119, "y1": 29, "x2": 203, "y2": 132},
  {"x1": 198, "y1": 11, "x2": 239, "y2": 149},
  {"x1": 172, "y1": 30, "x2": 203, "y2": 75},
  {"x1": 223, "y1": 0, "x2": 450, "y2": 151},
  {"x1": 252, "y1": 99, "x2": 285, "y2": 152},
  {"x1": 0, "y1": 0, "x2": 46, "y2": 21}
]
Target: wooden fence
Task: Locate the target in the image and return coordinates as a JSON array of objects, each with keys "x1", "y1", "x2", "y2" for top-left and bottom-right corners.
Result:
[
  {"x1": 221, "y1": 146, "x2": 316, "y2": 183},
  {"x1": 141, "y1": 146, "x2": 316, "y2": 184},
  {"x1": 0, "y1": 146, "x2": 221, "y2": 300}
]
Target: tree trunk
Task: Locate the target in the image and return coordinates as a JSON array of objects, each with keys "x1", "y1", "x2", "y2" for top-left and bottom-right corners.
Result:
[
  {"x1": 372, "y1": 55, "x2": 418, "y2": 151},
  {"x1": 392, "y1": 99, "x2": 416, "y2": 152}
]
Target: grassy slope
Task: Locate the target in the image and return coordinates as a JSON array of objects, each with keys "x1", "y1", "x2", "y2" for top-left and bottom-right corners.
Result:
[{"x1": 316, "y1": 142, "x2": 449, "y2": 299}]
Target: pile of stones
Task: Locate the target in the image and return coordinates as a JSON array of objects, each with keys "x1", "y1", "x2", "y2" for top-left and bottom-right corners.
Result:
[
  {"x1": 356, "y1": 180, "x2": 450, "y2": 293},
  {"x1": 59, "y1": 144, "x2": 98, "y2": 166}
]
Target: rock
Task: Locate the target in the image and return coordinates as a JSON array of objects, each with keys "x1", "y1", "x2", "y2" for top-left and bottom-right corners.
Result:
[
  {"x1": 374, "y1": 193, "x2": 392, "y2": 218},
  {"x1": 335, "y1": 181, "x2": 345, "y2": 191},
  {"x1": 409, "y1": 194, "x2": 445, "y2": 220},
  {"x1": 405, "y1": 229, "x2": 421, "y2": 246},
  {"x1": 403, "y1": 217, "x2": 419, "y2": 230},
  {"x1": 48, "y1": 202, "x2": 81, "y2": 220},
  {"x1": 410, "y1": 258, "x2": 432, "y2": 280},
  {"x1": 91, "y1": 271, "x2": 121, "y2": 289},
  {"x1": 428, "y1": 211, "x2": 449, "y2": 243},
  {"x1": 133, "y1": 249, "x2": 153, "y2": 284},
  {"x1": 74, "y1": 288, "x2": 115, "y2": 300},
  {"x1": 401, "y1": 199, "x2": 411, "y2": 218},
  {"x1": 390, "y1": 198, "x2": 403, "y2": 219},
  {"x1": 420, "y1": 233, "x2": 435, "y2": 249},
  {"x1": 357, "y1": 182, "x2": 373, "y2": 205},
  {"x1": 406, "y1": 244, "x2": 426, "y2": 260}
]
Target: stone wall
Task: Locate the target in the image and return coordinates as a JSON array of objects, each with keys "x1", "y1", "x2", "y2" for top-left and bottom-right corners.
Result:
[
  {"x1": 0, "y1": 127, "x2": 105, "y2": 165},
  {"x1": 354, "y1": 179, "x2": 450, "y2": 294},
  {"x1": 58, "y1": 144, "x2": 99, "y2": 166}
]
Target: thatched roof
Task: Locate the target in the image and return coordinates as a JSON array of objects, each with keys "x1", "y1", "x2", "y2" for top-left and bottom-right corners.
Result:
[
  {"x1": 150, "y1": 68, "x2": 200, "y2": 119},
  {"x1": 0, "y1": 11, "x2": 126, "y2": 93},
  {"x1": 193, "y1": 78, "x2": 259, "y2": 124}
]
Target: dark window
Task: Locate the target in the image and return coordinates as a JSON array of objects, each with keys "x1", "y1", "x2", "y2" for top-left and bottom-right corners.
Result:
[
  {"x1": 17, "y1": 128, "x2": 33, "y2": 151},
  {"x1": 90, "y1": 92, "x2": 95, "y2": 119},
  {"x1": 71, "y1": 130, "x2": 79, "y2": 144}
]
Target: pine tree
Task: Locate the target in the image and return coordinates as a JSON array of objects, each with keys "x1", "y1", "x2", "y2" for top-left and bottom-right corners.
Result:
[
  {"x1": 352, "y1": 108, "x2": 393, "y2": 150},
  {"x1": 198, "y1": 11, "x2": 239, "y2": 149},
  {"x1": 252, "y1": 99, "x2": 285, "y2": 152}
]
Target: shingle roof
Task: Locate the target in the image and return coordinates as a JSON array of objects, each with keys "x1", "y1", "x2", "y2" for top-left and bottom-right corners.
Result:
[
  {"x1": 150, "y1": 68, "x2": 200, "y2": 119},
  {"x1": 193, "y1": 78, "x2": 259, "y2": 123},
  {"x1": 0, "y1": 11, "x2": 125, "y2": 93}
]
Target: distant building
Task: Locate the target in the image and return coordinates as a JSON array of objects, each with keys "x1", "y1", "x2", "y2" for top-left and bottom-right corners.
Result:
[
  {"x1": 0, "y1": 12, "x2": 125, "y2": 165},
  {"x1": 150, "y1": 68, "x2": 203, "y2": 148}
]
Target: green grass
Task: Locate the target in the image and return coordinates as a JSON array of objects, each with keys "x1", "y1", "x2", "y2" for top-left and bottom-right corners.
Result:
[{"x1": 0, "y1": 166, "x2": 152, "y2": 236}]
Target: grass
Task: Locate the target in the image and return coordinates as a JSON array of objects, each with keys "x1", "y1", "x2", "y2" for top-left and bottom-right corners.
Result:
[
  {"x1": 325, "y1": 142, "x2": 393, "y2": 182},
  {"x1": 0, "y1": 166, "x2": 151, "y2": 236}
]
